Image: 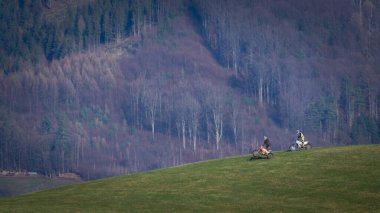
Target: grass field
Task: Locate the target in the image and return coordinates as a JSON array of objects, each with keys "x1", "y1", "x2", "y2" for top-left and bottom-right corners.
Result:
[
  {"x1": 0, "y1": 145, "x2": 379, "y2": 212},
  {"x1": 0, "y1": 176, "x2": 81, "y2": 197}
]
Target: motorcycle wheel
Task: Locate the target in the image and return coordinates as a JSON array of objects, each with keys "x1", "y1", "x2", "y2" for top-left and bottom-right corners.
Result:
[
  {"x1": 304, "y1": 144, "x2": 312, "y2": 150},
  {"x1": 288, "y1": 144, "x2": 298, "y2": 151},
  {"x1": 252, "y1": 150, "x2": 260, "y2": 157},
  {"x1": 267, "y1": 153, "x2": 273, "y2": 159}
]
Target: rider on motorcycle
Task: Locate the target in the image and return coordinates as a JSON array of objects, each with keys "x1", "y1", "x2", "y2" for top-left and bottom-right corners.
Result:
[
  {"x1": 263, "y1": 136, "x2": 271, "y2": 150},
  {"x1": 296, "y1": 130, "x2": 305, "y2": 147}
]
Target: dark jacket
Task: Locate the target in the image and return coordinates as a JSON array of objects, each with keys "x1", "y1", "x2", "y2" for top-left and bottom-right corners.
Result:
[{"x1": 263, "y1": 138, "x2": 271, "y2": 149}]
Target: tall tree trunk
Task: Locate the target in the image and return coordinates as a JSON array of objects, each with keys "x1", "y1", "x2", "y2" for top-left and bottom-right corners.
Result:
[
  {"x1": 213, "y1": 111, "x2": 223, "y2": 151},
  {"x1": 259, "y1": 77, "x2": 263, "y2": 106},
  {"x1": 182, "y1": 118, "x2": 186, "y2": 149}
]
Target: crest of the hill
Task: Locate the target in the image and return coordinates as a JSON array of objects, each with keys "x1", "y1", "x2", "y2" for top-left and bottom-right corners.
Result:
[{"x1": 0, "y1": 145, "x2": 379, "y2": 213}]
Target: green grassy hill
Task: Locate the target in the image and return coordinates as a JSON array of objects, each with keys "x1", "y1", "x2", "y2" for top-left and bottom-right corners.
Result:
[{"x1": 0, "y1": 145, "x2": 379, "y2": 212}]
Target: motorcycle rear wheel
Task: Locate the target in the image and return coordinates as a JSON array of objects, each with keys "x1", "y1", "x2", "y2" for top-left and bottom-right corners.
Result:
[{"x1": 304, "y1": 144, "x2": 312, "y2": 150}]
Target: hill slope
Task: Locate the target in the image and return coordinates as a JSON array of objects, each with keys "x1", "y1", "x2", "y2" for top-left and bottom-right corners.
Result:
[{"x1": 0, "y1": 145, "x2": 379, "y2": 212}]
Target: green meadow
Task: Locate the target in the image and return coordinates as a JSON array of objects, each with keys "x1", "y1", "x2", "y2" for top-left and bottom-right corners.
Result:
[{"x1": 1, "y1": 145, "x2": 379, "y2": 212}]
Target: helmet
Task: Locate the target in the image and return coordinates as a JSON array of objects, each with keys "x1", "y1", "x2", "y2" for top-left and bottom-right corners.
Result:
[
  {"x1": 296, "y1": 130, "x2": 300, "y2": 134},
  {"x1": 264, "y1": 136, "x2": 268, "y2": 140}
]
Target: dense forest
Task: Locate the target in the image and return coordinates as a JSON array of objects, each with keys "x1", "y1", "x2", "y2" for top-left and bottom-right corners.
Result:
[{"x1": 0, "y1": 0, "x2": 379, "y2": 179}]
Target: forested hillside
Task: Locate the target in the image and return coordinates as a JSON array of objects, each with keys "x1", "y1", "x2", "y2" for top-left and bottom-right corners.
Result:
[
  {"x1": 192, "y1": 0, "x2": 380, "y2": 143},
  {"x1": 1, "y1": 0, "x2": 379, "y2": 179}
]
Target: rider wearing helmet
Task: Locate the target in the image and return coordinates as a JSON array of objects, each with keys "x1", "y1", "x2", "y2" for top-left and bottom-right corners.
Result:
[
  {"x1": 263, "y1": 136, "x2": 271, "y2": 150},
  {"x1": 296, "y1": 130, "x2": 305, "y2": 147}
]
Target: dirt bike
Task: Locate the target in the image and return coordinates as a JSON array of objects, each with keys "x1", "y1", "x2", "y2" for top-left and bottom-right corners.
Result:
[
  {"x1": 288, "y1": 140, "x2": 312, "y2": 151},
  {"x1": 250, "y1": 145, "x2": 273, "y2": 160}
]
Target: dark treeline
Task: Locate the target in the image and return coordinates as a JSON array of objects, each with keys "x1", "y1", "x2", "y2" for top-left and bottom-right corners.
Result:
[
  {"x1": 1, "y1": 0, "x2": 380, "y2": 179},
  {"x1": 0, "y1": 0, "x2": 167, "y2": 74}
]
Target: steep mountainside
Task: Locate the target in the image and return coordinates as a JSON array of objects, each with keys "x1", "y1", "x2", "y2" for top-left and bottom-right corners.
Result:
[{"x1": 0, "y1": 0, "x2": 379, "y2": 179}]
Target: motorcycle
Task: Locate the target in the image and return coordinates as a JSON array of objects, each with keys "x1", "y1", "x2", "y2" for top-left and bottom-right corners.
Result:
[
  {"x1": 288, "y1": 140, "x2": 312, "y2": 151},
  {"x1": 250, "y1": 145, "x2": 273, "y2": 160}
]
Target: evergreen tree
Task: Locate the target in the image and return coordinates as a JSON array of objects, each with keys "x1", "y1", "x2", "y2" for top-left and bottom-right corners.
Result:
[{"x1": 52, "y1": 114, "x2": 72, "y2": 173}]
